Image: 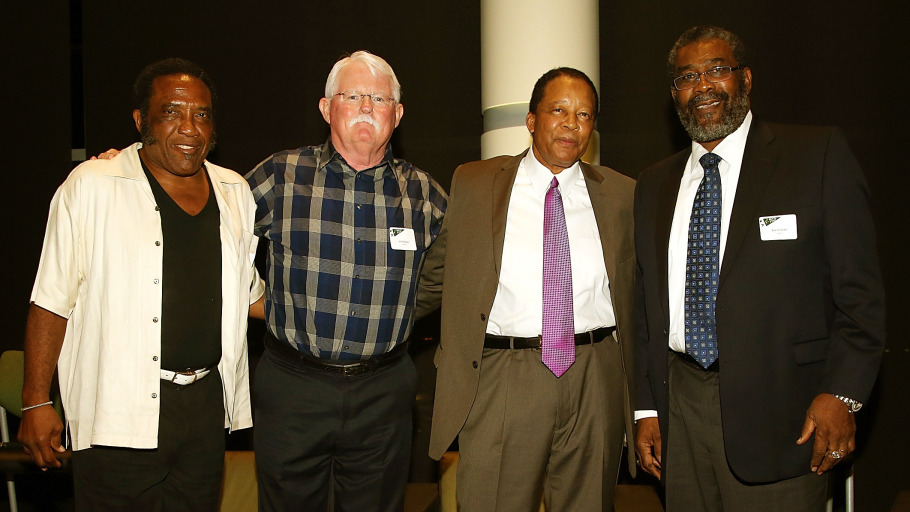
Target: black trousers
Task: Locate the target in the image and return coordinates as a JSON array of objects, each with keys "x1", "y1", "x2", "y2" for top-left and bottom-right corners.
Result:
[
  {"x1": 665, "y1": 352, "x2": 828, "y2": 511},
  {"x1": 72, "y1": 370, "x2": 226, "y2": 512},
  {"x1": 253, "y1": 345, "x2": 416, "y2": 512}
]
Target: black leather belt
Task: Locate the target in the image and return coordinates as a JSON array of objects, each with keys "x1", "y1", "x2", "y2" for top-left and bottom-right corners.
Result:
[
  {"x1": 671, "y1": 350, "x2": 720, "y2": 372},
  {"x1": 484, "y1": 326, "x2": 615, "y2": 350},
  {"x1": 264, "y1": 331, "x2": 407, "y2": 377}
]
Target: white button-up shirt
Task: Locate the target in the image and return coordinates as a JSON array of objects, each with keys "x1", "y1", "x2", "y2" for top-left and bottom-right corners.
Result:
[
  {"x1": 30, "y1": 143, "x2": 264, "y2": 450},
  {"x1": 666, "y1": 112, "x2": 752, "y2": 352},
  {"x1": 635, "y1": 112, "x2": 753, "y2": 422},
  {"x1": 487, "y1": 149, "x2": 615, "y2": 336}
]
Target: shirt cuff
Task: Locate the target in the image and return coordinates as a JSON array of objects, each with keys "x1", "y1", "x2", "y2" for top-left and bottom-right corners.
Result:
[{"x1": 634, "y1": 410, "x2": 658, "y2": 422}]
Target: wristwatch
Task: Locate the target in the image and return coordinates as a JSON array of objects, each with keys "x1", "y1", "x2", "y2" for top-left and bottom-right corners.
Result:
[{"x1": 833, "y1": 394, "x2": 863, "y2": 413}]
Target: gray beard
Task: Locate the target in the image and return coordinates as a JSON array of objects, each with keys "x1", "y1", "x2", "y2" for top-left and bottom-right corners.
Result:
[{"x1": 675, "y1": 81, "x2": 750, "y2": 143}]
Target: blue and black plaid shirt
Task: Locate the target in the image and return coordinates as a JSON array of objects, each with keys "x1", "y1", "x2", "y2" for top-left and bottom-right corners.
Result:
[{"x1": 246, "y1": 141, "x2": 447, "y2": 361}]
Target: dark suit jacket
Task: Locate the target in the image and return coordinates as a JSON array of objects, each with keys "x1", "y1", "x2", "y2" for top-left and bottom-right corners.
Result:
[
  {"x1": 633, "y1": 121, "x2": 885, "y2": 483},
  {"x1": 417, "y1": 151, "x2": 637, "y2": 474}
]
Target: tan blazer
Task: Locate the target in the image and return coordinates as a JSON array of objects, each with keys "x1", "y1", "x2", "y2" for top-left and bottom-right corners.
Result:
[{"x1": 417, "y1": 151, "x2": 637, "y2": 474}]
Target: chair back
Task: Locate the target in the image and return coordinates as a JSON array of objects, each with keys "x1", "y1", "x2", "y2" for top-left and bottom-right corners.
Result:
[{"x1": 0, "y1": 351, "x2": 25, "y2": 417}]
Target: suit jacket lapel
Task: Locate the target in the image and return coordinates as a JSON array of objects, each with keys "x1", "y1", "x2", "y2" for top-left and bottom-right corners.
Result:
[
  {"x1": 491, "y1": 152, "x2": 524, "y2": 275},
  {"x1": 719, "y1": 122, "x2": 777, "y2": 287},
  {"x1": 655, "y1": 151, "x2": 689, "y2": 325},
  {"x1": 581, "y1": 162, "x2": 617, "y2": 282}
]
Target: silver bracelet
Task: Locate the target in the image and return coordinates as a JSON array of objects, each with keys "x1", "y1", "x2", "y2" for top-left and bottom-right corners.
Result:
[
  {"x1": 833, "y1": 394, "x2": 863, "y2": 413},
  {"x1": 21, "y1": 401, "x2": 53, "y2": 412}
]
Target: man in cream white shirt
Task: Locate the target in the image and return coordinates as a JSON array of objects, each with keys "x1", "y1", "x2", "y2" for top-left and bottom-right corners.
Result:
[{"x1": 19, "y1": 58, "x2": 264, "y2": 510}]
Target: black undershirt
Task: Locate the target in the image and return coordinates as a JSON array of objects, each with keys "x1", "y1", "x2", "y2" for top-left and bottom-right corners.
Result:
[{"x1": 142, "y1": 160, "x2": 222, "y2": 370}]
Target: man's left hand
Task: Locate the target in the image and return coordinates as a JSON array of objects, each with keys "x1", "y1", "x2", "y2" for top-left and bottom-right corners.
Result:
[
  {"x1": 796, "y1": 393, "x2": 856, "y2": 475},
  {"x1": 90, "y1": 148, "x2": 120, "y2": 160}
]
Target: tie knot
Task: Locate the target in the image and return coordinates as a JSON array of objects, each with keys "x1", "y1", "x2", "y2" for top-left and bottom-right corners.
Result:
[
  {"x1": 550, "y1": 176, "x2": 559, "y2": 190},
  {"x1": 699, "y1": 152, "x2": 721, "y2": 170}
]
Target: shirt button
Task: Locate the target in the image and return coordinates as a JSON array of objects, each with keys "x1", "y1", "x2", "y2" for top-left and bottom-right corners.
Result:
[
  {"x1": 151, "y1": 393, "x2": 158, "y2": 399},
  {"x1": 472, "y1": 361, "x2": 478, "y2": 369},
  {"x1": 155, "y1": 241, "x2": 161, "y2": 246},
  {"x1": 480, "y1": 313, "x2": 486, "y2": 321},
  {"x1": 357, "y1": 204, "x2": 362, "y2": 209},
  {"x1": 154, "y1": 206, "x2": 160, "y2": 211},
  {"x1": 355, "y1": 275, "x2": 360, "y2": 279},
  {"x1": 152, "y1": 356, "x2": 158, "y2": 361},
  {"x1": 153, "y1": 278, "x2": 160, "y2": 284},
  {"x1": 152, "y1": 317, "x2": 159, "y2": 323}
]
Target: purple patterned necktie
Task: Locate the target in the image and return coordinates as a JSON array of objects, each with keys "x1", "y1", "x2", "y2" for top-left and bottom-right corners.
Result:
[
  {"x1": 685, "y1": 152, "x2": 722, "y2": 368},
  {"x1": 542, "y1": 176, "x2": 574, "y2": 377}
]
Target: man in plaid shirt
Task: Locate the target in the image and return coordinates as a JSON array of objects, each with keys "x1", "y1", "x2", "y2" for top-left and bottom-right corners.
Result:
[{"x1": 245, "y1": 51, "x2": 446, "y2": 512}]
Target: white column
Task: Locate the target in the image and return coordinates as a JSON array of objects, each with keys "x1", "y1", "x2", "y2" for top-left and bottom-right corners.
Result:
[{"x1": 480, "y1": 0, "x2": 600, "y2": 163}]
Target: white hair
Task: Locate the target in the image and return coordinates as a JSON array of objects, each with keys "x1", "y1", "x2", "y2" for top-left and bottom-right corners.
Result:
[{"x1": 324, "y1": 50, "x2": 402, "y2": 102}]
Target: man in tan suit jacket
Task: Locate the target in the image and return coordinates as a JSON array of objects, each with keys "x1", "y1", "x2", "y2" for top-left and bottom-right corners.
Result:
[{"x1": 418, "y1": 68, "x2": 636, "y2": 511}]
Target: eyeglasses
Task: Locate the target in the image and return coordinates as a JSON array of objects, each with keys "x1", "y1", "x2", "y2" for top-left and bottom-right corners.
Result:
[
  {"x1": 334, "y1": 91, "x2": 396, "y2": 107},
  {"x1": 672, "y1": 66, "x2": 742, "y2": 91}
]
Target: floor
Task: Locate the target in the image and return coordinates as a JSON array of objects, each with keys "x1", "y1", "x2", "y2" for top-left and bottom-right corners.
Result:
[{"x1": 2, "y1": 332, "x2": 904, "y2": 512}]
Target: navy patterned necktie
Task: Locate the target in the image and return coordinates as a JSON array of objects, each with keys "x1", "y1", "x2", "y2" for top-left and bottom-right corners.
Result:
[{"x1": 685, "y1": 152, "x2": 722, "y2": 368}]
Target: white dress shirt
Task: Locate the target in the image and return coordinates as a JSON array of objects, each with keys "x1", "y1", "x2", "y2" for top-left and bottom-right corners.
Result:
[
  {"x1": 635, "y1": 112, "x2": 753, "y2": 422},
  {"x1": 667, "y1": 111, "x2": 752, "y2": 352},
  {"x1": 487, "y1": 150, "x2": 615, "y2": 337},
  {"x1": 31, "y1": 143, "x2": 264, "y2": 450}
]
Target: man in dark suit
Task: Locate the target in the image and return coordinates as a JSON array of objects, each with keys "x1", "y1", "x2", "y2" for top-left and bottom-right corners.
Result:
[
  {"x1": 633, "y1": 26, "x2": 885, "y2": 511},
  {"x1": 418, "y1": 67, "x2": 636, "y2": 511}
]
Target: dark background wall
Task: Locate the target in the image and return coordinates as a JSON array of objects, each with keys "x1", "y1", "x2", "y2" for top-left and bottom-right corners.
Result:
[{"x1": 3, "y1": 0, "x2": 907, "y2": 510}]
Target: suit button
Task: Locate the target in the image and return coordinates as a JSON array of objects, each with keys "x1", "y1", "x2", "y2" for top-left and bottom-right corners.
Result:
[
  {"x1": 472, "y1": 361, "x2": 478, "y2": 369},
  {"x1": 480, "y1": 313, "x2": 486, "y2": 321}
]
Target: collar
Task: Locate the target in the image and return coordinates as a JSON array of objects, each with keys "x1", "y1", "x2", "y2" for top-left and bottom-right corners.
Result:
[
  {"x1": 521, "y1": 148, "x2": 582, "y2": 199},
  {"x1": 314, "y1": 139, "x2": 398, "y2": 181},
  {"x1": 688, "y1": 110, "x2": 752, "y2": 174}
]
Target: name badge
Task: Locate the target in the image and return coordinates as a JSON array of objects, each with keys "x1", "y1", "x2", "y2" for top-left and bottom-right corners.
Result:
[
  {"x1": 758, "y1": 214, "x2": 797, "y2": 240},
  {"x1": 389, "y1": 227, "x2": 417, "y2": 251}
]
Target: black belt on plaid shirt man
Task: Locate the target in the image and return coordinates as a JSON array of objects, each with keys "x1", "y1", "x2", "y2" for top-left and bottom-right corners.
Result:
[{"x1": 245, "y1": 50, "x2": 447, "y2": 512}]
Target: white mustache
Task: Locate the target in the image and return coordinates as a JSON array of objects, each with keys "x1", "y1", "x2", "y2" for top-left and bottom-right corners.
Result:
[{"x1": 349, "y1": 114, "x2": 379, "y2": 128}]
